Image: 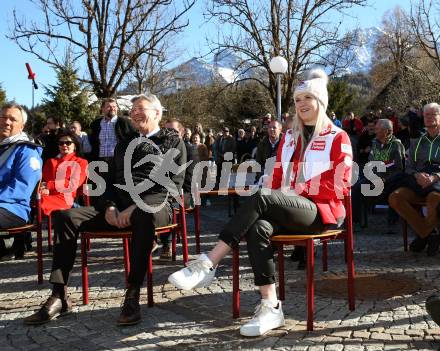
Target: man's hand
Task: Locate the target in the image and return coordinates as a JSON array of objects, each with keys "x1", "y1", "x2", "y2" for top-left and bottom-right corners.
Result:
[
  {"x1": 116, "y1": 205, "x2": 136, "y2": 228},
  {"x1": 426, "y1": 174, "x2": 440, "y2": 188},
  {"x1": 105, "y1": 207, "x2": 119, "y2": 227},
  {"x1": 415, "y1": 172, "x2": 439, "y2": 188}
]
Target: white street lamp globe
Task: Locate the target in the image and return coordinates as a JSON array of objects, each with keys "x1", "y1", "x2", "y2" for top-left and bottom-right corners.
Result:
[{"x1": 269, "y1": 56, "x2": 288, "y2": 74}]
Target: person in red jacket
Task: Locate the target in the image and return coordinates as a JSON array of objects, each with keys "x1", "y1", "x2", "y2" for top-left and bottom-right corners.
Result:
[
  {"x1": 168, "y1": 68, "x2": 352, "y2": 337},
  {"x1": 40, "y1": 130, "x2": 88, "y2": 216},
  {"x1": 342, "y1": 111, "x2": 364, "y2": 136}
]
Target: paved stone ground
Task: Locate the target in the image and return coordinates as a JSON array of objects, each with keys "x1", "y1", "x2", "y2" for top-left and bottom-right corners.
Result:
[{"x1": 1, "y1": 199, "x2": 440, "y2": 350}]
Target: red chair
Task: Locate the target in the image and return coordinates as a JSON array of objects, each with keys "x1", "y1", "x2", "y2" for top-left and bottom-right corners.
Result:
[
  {"x1": 231, "y1": 194, "x2": 355, "y2": 331},
  {"x1": 4, "y1": 181, "x2": 44, "y2": 284},
  {"x1": 47, "y1": 182, "x2": 90, "y2": 251},
  {"x1": 172, "y1": 205, "x2": 201, "y2": 255},
  {"x1": 80, "y1": 192, "x2": 188, "y2": 305},
  {"x1": 401, "y1": 200, "x2": 426, "y2": 252}
]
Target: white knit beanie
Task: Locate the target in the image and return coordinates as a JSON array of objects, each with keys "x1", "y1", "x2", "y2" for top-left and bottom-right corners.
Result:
[{"x1": 293, "y1": 68, "x2": 329, "y2": 111}]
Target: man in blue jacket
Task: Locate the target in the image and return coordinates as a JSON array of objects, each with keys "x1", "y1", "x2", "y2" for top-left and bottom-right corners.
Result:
[{"x1": 0, "y1": 103, "x2": 42, "y2": 259}]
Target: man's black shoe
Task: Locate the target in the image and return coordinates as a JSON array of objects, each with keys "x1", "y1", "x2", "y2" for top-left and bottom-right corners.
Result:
[
  {"x1": 409, "y1": 236, "x2": 428, "y2": 252},
  {"x1": 0, "y1": 239, "x2": 12, "y2": 260},
  {"x1": 14, "y1": 244, "x2": 25, "y2": 260},
  {"x1": 117, "y1": 287, "x2": 141, "y2": 326},
  {"x1": 426, "y1": 293, "x2": 440, "y2": 326},
  {"x1": 427, "y1": 235, "x2": 440, "y2": 256},
  {"x1": 24, "y1": 296, "x2": 72, "y2": 325}
]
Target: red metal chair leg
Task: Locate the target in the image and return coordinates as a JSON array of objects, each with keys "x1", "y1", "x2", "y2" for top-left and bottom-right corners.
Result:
[
  {"x1": 172, "y1": 209, "x2": 180, "y2": 244},
  {"x1": 37, "y1": 228, "x2": 43, "y2": 284},
  {"x1": 322, "y1": 241, "x2": 328, "y2": 272},
  {"x1": 180, "y1": 205, "x2": 189, "y2": 265},
  {"x1": 277, "y1": 244, "x2": 285, "y2": 301},
  {"x1": 402, "y1": 219, "x2": 408, "y2": 252},
  {"x1": 87, "y1": 238, "x2": 91, "y2": 252},
  {"x1": 147, "y1": 253, "x2": 154, "y2": 307},
  {"x1": 346, "y1": 239, "x2": 356, "y2": 311},
  {"x1": 123, "y1": 238, "x2": 130, "y2": 287},
  {"x1": 81, "y1": 235, "x2": 89, "y2": 305},
  {"x1": 194, "y1": 205, "x2": 201, "y2": 254},
  {"x1": 232, "y1": 245, "x2": 240, "y2": 318},
  {"x1": 172, "y1": 231, "x2": 177, "y2": 262},
  {"x1": 306, "y1": 239, "x2": 315, "y2": 331},
  {"x1": 345, "y1": 193, "x2": 356, "y2": 311},
  {"x1": 344, "y1": 239, "x2": 348, "y2": 263},
  {"x1": 47, "y1": 214, "x2": 52, "y2": 252}
]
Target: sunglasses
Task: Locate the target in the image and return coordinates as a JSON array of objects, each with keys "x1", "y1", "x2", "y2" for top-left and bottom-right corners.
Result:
[{"x1": 58, "y1": 141, "x2": 73, "y2": 146}]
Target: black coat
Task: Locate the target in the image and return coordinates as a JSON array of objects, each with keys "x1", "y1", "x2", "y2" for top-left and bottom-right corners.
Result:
[
  {"x1": 40, "y1": 129, "x2": 62, "y2": 163},
  {"x1": 255, "y1": 135, "x2": 281, "y2": 177},
  {"x1": 95, "y1": 128, "x2": 187, "y2": 212}
]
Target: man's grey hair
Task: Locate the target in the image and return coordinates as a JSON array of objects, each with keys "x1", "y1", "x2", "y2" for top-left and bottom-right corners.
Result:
[
  {"x1": 131, "y1": 94, "x2": 163, "y2": 118},
  {"x1": 270, "y1": 120, "x2": 282, "y2": 128},
  {"x1": 0, "y1": 102, "x2": 28, "y2": 124},
  {"x1": 376, "y1": 118, "x2": 393, "y2": 132},
  {"x1": 423, "y1": 102, "x2": 440, "y2": 114}
]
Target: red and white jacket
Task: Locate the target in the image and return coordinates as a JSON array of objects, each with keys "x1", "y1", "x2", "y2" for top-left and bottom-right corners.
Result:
[{"x1": 270, "y1": 123, "x2": 352, "y2": 225}]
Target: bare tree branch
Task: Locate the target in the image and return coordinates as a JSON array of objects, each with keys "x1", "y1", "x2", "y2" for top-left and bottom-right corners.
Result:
[
  {"x1": 205, "y1": 0, "x2": 367, "y2": 111},
  {"x1": 410, "y1": 0, "x2": 440, "y2": 73},
  {"x1": 8, "y1": 0, "x2": 195, "y2": 98}
]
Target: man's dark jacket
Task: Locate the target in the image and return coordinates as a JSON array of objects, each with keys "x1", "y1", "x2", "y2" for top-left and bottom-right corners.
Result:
[
  {"x1": 255, "y1": 135, "x2": 281, "y2": 177},
  {"x1": 89, "y1": 116, "x2": 135, "y2": 161},
  {"x1": 40, "y1": 128, "x2": 61, "y2": 163},
  {"x1": 96, "y1": 128, "x2": 187, "y2": 213}
]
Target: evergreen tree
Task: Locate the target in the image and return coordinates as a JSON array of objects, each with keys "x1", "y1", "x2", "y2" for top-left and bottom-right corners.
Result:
[
  {"x1": 327, "y1": 79, "x2": 355, "y2": 119},
  {"x1": 0, "y1": 83, "x2": 6, "y2": 107},
  {"x1": 43, "y1": 60, "x2": 95, "y2": 129}
]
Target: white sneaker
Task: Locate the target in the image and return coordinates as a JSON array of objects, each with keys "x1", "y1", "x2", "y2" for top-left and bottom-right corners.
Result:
[
  {"x1": 168, "y1": 254, "x2": 216, "y2": 290},
  {"x1": 240, "y1": 299, "x2": 285, "y2": 337}
]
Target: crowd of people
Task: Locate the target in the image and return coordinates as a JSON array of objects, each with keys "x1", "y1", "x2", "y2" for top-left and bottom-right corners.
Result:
[{"x1": 0, "y1": 67, "x2": 439, "y2": 336}]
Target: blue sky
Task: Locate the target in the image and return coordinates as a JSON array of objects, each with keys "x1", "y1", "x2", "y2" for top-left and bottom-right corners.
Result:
[{"x1": 0, "y1": 0, "x2": 410, "y2": 107}]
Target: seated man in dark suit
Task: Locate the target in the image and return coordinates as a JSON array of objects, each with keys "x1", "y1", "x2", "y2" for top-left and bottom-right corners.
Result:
[{"x1": 24, "y1": 94, "x2": 186, "y2": 326}]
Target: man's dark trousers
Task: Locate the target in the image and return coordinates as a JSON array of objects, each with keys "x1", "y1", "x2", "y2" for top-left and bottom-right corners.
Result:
[
  {"x1": 49, "y1": 204, "x2": 170, "y2": 286},
  {"x1": 0, "y1": 208, "x2": 27, "y2": 255}
]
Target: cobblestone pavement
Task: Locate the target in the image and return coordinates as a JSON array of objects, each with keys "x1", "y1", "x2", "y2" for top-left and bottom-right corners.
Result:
[{"x1": 1, "y1": 199, "x2": 440, "y2": 350}]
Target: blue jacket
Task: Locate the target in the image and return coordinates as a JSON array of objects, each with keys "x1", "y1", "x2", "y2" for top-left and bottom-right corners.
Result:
[{"x1": 0, "y1": 142, "x2": 43, "y2": 222}]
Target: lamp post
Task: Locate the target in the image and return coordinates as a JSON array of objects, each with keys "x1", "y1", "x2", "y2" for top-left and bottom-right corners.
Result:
[{"x1": 269, "y1": 56, "x2": 288, "y2": 121}]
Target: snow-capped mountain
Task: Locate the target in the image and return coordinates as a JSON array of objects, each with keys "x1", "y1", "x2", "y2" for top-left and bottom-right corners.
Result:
[
  {"x1": 341, "y1": 27, "x2": 383, "y2": 74},
  {"x1": 168, "y1": 28, "x2": 381, "y2": 85},
  {"x1": 160, "y1": 50, "x2": 263, "y2": 94},
  {"x1": 132, "y1": 27, "x2": 382, "y2": 95}
]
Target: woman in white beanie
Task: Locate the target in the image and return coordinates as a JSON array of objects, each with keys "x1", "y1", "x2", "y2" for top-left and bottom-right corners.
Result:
[{"x1": 168, "y1": 68, "x2": 353, "y2": 337}]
